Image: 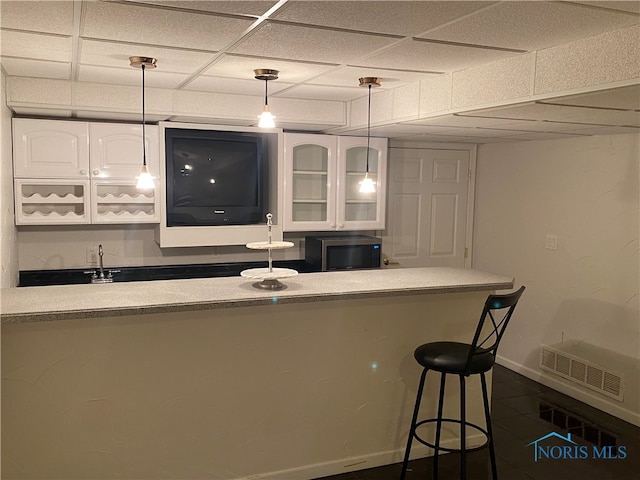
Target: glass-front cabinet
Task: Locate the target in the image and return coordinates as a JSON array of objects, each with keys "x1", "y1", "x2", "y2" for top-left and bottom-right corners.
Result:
[{"x1": 283, "y1": 133, "x2": 387, "y2": 232}]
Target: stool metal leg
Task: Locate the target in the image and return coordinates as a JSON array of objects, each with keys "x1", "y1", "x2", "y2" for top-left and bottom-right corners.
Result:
[
  {"x1": 433, "y1": 373, "x2": 447, "y2": 479},
  {"x1": 400, "y1": 368, "x2": 428, "y2": 480},
  {"x1": 459, "y1": 375, "x2": 466, "y2": 480},
  {"x1": 481, "y1": 372, "x2": 498, "y2": 480}
]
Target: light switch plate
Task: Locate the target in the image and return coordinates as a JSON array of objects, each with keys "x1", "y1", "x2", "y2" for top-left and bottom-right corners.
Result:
[{"x1": 545, "y1": 234, "x2": 558, "y2": 250}]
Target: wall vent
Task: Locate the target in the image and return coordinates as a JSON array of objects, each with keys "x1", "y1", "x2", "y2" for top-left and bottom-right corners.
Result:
[{"x1": 540, "y1": 346, "x2": 623, "y2": 401}]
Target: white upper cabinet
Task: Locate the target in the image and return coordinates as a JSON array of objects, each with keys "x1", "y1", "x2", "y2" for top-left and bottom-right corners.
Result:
[
  {"x1": 89, "y1": 123, "x2": 159, "y2": 179},
  {"x1": 13, "y1": 118, "x2": 90, "y2": 178},
  {"x1": 12, "y1": 118, "x2": 160, "y2": 225},
  {"x1": 283, "y1": 133, "x2": 387, "y2": 232}
]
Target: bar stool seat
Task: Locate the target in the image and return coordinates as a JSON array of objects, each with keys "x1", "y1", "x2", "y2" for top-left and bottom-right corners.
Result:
[{"x1": 400, "y1": 286, "x2": 525, "y2": 480}]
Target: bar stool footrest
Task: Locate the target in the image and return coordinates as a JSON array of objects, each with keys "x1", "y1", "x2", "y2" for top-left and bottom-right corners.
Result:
[{"x1": 413, "y1": 418, "x2": 491, "y2": 453}]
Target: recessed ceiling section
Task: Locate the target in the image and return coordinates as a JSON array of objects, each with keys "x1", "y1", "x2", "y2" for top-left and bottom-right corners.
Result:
[
  {"x1": 0, "y1": 31, "x2": 72, "y2": 63},
  {"x1": 0, "y1": 58, "x2": 71, "y2": 80},
  {"x1": 78, "y1": 65, "x2": 188, "y2": 89},
  {"x1": 538, "y1": 84, "x2": 640, "y2": 111},
  {"x1": 184, "y1": 76, "x2": 294, "y2": 96},
  {"x1": 230, "y1": 21, "x2": 401, "y2": 64},
  {"x1": 419, "y1": 1, "x2": 640, "y2": 51},
  {"x1": 81, "y1": 1, "x2": 256, "y2": 51},
  {"x1": 357, "y1": 38, "x2": 523, "y2": 73},
  {"x1": 201, "y1": 54, "x2": 337, "y2": 83},
  {"x1": 274, "y1": 84, "x2": 363, "y2": 102},
  {"x1": 272, "y1": 1, "x2": 494, "y2": 37},
  {"x1": 79, "y1": 40, "x2": 217, "y2": 74},
  {"x1": 403, "y1": 114, "x2": 529, "y2": 128},
  {"x1": 464, "y1": 102, "x2": 640, "y2": 126}
]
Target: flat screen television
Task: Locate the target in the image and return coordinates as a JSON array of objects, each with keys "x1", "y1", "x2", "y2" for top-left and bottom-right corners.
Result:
[{"x1": 164, "y1": 128, "x2": 267, "y2": 226}]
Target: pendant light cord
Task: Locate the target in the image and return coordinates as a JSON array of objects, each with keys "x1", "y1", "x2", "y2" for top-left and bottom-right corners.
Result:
[
  {"x1": 142, "y1": 63, "x2": 147, "y2": 167},
  {"x1": 366, "y1": 83, "x2": 371, "y2": 174},
  {"x1": 264, "y1": 79, "x2": 269, "y2": 106}
]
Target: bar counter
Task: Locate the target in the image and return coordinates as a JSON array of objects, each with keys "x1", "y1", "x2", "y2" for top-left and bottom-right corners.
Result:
[{"x1": 1, "y1": 267, "x2": 514, "y2": 480}]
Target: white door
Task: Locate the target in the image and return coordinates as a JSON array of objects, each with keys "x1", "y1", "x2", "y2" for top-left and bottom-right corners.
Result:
[{"x1": 383, "y1": 148, "x2": 471, "y2": 268}]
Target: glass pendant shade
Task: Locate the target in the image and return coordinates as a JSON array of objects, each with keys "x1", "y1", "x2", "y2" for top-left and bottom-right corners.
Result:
[
  {"x1": 136, "y1": 164, "x2": 155, "y2": 190},
  {"x1": 258, "y1": 105, "x2": 276, "y2": 128},
  {"x1": 359, "y1": 172, "x2": 376, "y2": 193}
]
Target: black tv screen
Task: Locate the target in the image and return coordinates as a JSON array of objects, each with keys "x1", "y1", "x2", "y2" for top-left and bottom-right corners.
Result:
[{"x1": 164, "y1": 128, "x2": 267, "y2": 226}]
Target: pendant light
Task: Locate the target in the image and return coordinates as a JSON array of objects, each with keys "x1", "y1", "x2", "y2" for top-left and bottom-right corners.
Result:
[
  {"x1": 130, "y1": 56, "x2": 157, "y2": 190},
  {"x1": 358, "y1": 77, "x2": 381, "y2": 193},
  {"x1": 254, "y1": 69, "x2": 279, "y2": 128}
]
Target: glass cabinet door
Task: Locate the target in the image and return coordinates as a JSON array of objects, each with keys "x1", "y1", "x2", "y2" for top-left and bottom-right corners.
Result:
[
  {"x1": 283, "y1": 134, "x2": 337, "y2": 231},
  {"x1": 337, "y1": 136, "x2": 387, "y2": 230}
]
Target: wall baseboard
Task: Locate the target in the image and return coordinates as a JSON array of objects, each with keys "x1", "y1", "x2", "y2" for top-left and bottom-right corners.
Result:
[
  {"x1": 241, "y1": 434, "x2": 484, "y2": 480},
  {"x1": 495, "y1": 356, "x2": 640, "y2": 427}
]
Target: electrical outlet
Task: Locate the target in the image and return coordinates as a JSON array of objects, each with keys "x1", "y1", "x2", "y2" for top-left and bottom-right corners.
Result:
[{"x1": 86, "y1": 248, "x2": 98, "y2": 265}]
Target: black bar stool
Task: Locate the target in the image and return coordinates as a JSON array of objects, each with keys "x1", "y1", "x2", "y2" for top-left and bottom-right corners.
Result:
[{"x1": 400, "y1": 286, "x2": 525, "y2": 480}]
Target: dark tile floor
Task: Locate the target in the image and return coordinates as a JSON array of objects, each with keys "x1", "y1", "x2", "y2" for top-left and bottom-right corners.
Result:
[{"x1": 315, "y1": 364, "x2": 640, "y2": 480}]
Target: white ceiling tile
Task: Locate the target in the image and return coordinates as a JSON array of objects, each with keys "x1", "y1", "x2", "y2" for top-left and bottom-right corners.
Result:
[
  {"x1": 273, "y1": 1, "x2": 492, "y2": 36},
  {"x1": 436, "y1": 126, "x2": 541, "y2": 137},
  {"x1": 129, "y1": 1, "x2": 279, "y2": 16},
  {"x1": 499, "y1": 131, "x2": 590, "y2": 141},
  {"x1": 0, "y1": 57, "x2": 70, "y2": 79},
  {"x1": 231, "y1": 22, "x2": 399, "y2": 64},
  {"x1": 420, "y1": 1, "x2": 639, "y2": 51},
  {"x1": 82, "y1": 1, "x2": 255, "y2": 51},
  {"x1": 540, "y1": 85, "x2": 640, "y2": 111},
  {"x1": 307, "y1": 65, "x2": 435, "y2": 89},
  {"x1": 202, "y1": 55, "x2": 336, "y2": 82},
  {"x1": 405, "y1": 114, "x2": 528, "y2": 128},
  {"x1": 576, "y1": 2, "x2": 640, "y2": 14},
  {"x1": 79, "y1": 39, "x2": 216, "y2": 74},
  {"x1": 78, "y1": 65, "x2": 188, "y2": 89},
  {"x1": 357, "y1": 38, "x2": 521, "y2": 73},
  {"x1": 275, "y1": 84, "x2": 362, "y2": 101},
  {"x1": 11, "y1": 107, "x2": 73, "y2": 117},
  {"x1": 74, "y1": 111, "x2": 170, "y2": 122},
  {"x1": 465, "y1": 102, "x2": 640, "y2": 126},
  {"x1": 183, "y1": 76, "x2": 294, "y2": 96},
  {"x1": 0, "y1": 0, "x2": 73, "y2": 35},
  {"x1": 476, "y1": 120, "x2": 589, "y2": 132},
  {"x1": 554, "y1": 125, "x2": 640, "y2": 135},
  {"x1": 0, "y1": 31, "x2": 71, "y2": 62}
]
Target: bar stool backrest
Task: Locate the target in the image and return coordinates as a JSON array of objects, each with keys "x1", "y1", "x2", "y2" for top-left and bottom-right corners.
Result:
[{"x1": 464, "y1": 286, "x2": 526, "y2": 375}]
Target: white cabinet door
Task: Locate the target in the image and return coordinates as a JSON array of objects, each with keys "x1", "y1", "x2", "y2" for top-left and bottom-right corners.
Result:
[
  {"x1": 283, "y1": 133, "x2": 338, "y2": 231},
  {"x1": 13, "y1": 118, "x2": 89, "y2": 179},
  {"x1": 89, "y1": 123, "x2": 159, "y2": 180},
  {"x1": 337, "y1": 136, "x2": 387, "y2": 231}
]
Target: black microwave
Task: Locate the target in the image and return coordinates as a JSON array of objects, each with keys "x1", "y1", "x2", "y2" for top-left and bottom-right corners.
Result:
[{"x1": 305, "y1": 235, "x2": 382, "y2": 272}]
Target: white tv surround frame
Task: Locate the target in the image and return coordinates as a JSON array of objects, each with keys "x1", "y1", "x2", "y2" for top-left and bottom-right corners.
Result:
[{"x1": 155, "y1": 122, "x2": 284, "y2": 247}]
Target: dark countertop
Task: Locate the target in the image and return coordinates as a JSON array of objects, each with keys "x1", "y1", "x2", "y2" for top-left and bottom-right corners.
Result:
[{"x1": 19, "y1": 260, "x2": 319, "y2": 287}]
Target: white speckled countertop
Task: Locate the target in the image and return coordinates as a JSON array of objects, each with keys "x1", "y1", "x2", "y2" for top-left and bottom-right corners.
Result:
[{"x1": 1, "y1": 267, "x2": 514, "y2": 324}]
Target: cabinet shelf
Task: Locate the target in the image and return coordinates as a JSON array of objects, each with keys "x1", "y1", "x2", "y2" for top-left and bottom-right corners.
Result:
[
  {"x1": 96, "y1": 193, "x2": 155, "y2": 204},
  {"x1": 293, "y1": 170, "x2": 328, "y2": 176},
  {"x1": 292, "y1": 198, "x2": 328, "y2": 204},
  {"x1": 21, "y1": 193, "x2": 84, "y2": 204}
]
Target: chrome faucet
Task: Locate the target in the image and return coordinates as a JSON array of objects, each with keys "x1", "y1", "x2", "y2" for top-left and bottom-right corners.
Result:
[{"x1": 84, "y1": 244, "x2": 120, "y2": 283}]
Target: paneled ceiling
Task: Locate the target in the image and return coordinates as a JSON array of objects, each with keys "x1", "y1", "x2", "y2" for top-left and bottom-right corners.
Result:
[{"x1": 1, "y1": 0, "x2": 639, "y2": 142}]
